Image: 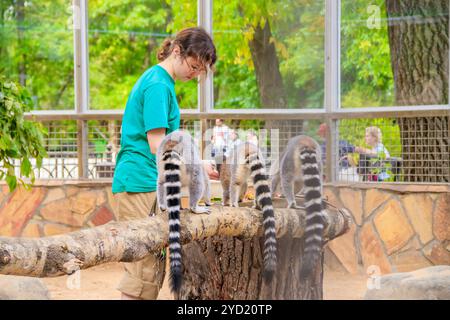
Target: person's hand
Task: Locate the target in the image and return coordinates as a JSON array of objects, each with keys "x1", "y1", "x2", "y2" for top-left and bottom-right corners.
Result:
[
  {"x1": 202, "y1": 160, "x2": 220, "y2": 180},
  {"x1": 355, "y1": 146, "x2": 365, "y2": 154}
]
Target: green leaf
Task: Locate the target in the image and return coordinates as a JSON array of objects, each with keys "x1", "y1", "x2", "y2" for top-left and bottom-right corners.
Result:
[
  {"x1": 36, "y1": 156, "x2": 43, "y2": 168},
  {"x1": 6, "y1": 174, "x2": 17, "y2": 192},
  {"x1": 20, "y1": 158, "x2": 32, "y2": 176},
  {"x1": 0, "y1": 76, "x2": 46, "y2": 192},
  {"x1": 18, "y1": 178, "x2": 32, "y2": 191}
]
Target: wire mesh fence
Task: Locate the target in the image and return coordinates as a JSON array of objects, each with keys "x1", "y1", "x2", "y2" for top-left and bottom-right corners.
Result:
[
  {"x1": 334, "y1": 117, "x2": 449, "y2": 183},
  {"x1": 33, "y1": 121, "x2": 78, "y2": 179},
  {"x1": 87, "y1": 120, "x2": 121, "y2": 179},
  {"x1": 203, "y1": 118, "x2": 322, "y2": 169},
  {"x1": 7, "y1": 115, "x2": 450, "y2": 184}
]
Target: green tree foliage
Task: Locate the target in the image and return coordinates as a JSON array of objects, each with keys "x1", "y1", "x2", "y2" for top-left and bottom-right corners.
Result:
[
  {"x1": 0, "y1": 76, "x2": 47, "y2": 191},
  {"x1": 339, "y1": 0, "x2": 399, "y2": 157},
  {"x1": 1, "y1": 0, "x2": 396, "y2": 111},
  {"x1": 211, "y1": 0, "x2": 325, "y2": 109},
  {"x1": 0, "y1": 0, "x2": 74, "y2": 110},
  {"x1": 341, "y1": 0, "x2": 394, "y2": 108},
  {"x1": 88, "y1": 0, "x2": 197, "y2": 110},
  {"x1": 0, "y1": 0, "x2": 407, "y2": 159}
]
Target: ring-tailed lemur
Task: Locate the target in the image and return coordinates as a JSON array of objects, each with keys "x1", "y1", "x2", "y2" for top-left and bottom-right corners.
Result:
[
  {"x1": 217, "y1": 142, "x2": 277, "y2": 282},
  {"x1": 270, "y1": 135, "x2": 326, "y2": 279},
  {"x1": 157, "y1": 130, "x2": 211, "y2": 295}
]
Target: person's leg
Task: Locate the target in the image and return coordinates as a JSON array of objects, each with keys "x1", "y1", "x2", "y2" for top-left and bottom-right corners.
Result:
[{"x1": 113, "y1": 192, "x2": 166, "y2": 300}]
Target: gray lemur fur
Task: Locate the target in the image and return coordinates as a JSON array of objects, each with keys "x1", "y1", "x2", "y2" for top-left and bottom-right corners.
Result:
[
  {"x1": 270, "y1": 135, "x2": 323, "y2": 209},
  {"x1": 156, "y1": 130, "x2": 211, "y2": 214}
]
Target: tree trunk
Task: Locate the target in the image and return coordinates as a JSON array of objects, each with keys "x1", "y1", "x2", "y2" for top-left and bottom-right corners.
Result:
[
  {"x1": 385, "y1": 0, "x2": 449, "y2": 182},
  {"x1": 51, "y1": 73, "x2": 73, "y2": 109},
  {"x1": 0, "y1": 2, "x2": 5, "y2": 59},
  {"x1": 248, "y1": 20, "x2": 287, "y2": 109},
  {"x1": 16, "y1": 0, "x2": 26, "y2": 87},
  {"x1": 0, "y1": 204, "x2": 351, "y2": 281},
  {"x1": 180, "y1": 197, "x2": 351, "y2": 300},
  {"x1": 248, "y1": 19, "x2": 301, "y2": 154}
]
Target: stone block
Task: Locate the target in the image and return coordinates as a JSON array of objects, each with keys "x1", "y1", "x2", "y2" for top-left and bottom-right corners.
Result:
[
  {"x1": 390, "y1": 250, "x2": 432, "y2": 273},
  {"x1": 423, "y1": 242, "x2": 450, "y2": 265},
  {"x1": 364, "y1": 189, "x2": 391, "y2": 219},
  {"x1": 339, "y1": 188, "x2": 362, "y2": 225},
  {"x1": 401, "y1": 194, "x2": 433, "y2": 245},
  {"x1": 323, "y1": 246, "x2": 348, "y2": 274},
  {"x1": 360, "y1": 223, "x2": 392, "y2": 274},
  {"x1": 69, "y1": 191, "x2": 98, "y2": 215},
  {"x1": 40, "y1": 189, "x2": 98, "y2": 227},
  {"x1": 20, "y1": 221, "x2": 42, "y2": 238},
  {"x1": 398, "y1": 236, "x2": 422, "y2": 253},
  {"x1": 91, "y1": 206, "x2": 115, "y2": 226},
  {"x1": 40, "y1": 199, "x2": 86, "y2": 227},
  {"x1": 327, "y1": 223, "x2": 359, "y2": 274},
  {"x1": 433, "y1": 194, "x2": 449, "y2": 242},
  {"x1": 65, "y1": 186, "x2": 79, "y2": 197},
  {"x1": 364, "y1": 266, "x2": 450, "y2": 300},
  {"x1": 43, "y1": 223, "x2": 75, "y2": 236},
  {"x1": 1, "y1": 185, "x2": 8, "y2": 195},
  {"x1": 0, "y1": 187, "x2": 46, "y2": 236},
  {"x1": 42, "y1": 188, "x2": 65, "y2": 205},
  {"x1": 374, "y1": 200, "x2": 414, "y2": 255},
  {"x1": 323, "y1": 187, "x2": 344, "y2": 211},
  {"x1": 0, "y1": 276, "x2": 50, "y2": 300},
  {"x1": 96, "y1": 190, "x2": 107, "y2": 207}
]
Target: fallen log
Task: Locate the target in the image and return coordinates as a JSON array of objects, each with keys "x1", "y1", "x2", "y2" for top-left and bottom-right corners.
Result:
[{"x1": 0, "y1": 199, "x2": 351, "y2": 279}]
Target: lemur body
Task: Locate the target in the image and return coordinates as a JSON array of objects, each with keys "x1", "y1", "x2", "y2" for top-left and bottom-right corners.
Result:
[
  {"x1": 217, "y1": 142, "x2": 277, "y2": 282},
  {"x1": 156, "y1": 130, "x2": 211, "y2": 295},
  {"x1": 270, "y1": 135, "x2": 326, "y2": 279}
]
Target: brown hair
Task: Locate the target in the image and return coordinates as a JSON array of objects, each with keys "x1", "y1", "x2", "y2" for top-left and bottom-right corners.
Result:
[{"x1": 157, "y1": 27, "x2": 217, "y2": 71}]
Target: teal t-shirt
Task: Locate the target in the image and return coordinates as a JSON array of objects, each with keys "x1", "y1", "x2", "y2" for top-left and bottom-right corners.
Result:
[{"x1": 112, "y1": 65, "x2": 180, "y2": 193}]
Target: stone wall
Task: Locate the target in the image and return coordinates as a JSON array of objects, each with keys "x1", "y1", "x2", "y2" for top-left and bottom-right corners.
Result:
[
  {"x1": 324, "y1": 184, "x2": 449, "y2": 275},
  {"x1": 0, "y1": 180, "x2": 448, "y2": 275},
  {"x1": 0, "y1": 181, "x2": 116, "y2": 237}
]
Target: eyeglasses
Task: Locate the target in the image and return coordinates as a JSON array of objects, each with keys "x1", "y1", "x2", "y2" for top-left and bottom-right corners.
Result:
[{"x1": 184, "y1": 58, "x2": 205, "y2": 74}]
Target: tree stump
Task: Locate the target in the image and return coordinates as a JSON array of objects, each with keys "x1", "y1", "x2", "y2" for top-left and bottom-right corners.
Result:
[{"x1": 180, "y1": 196, "x2": 351, "y2": 300}]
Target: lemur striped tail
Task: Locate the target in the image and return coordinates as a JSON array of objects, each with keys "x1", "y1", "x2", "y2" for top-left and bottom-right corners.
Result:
[
  {"x1": 162, "y1": 150, "x2": 183, "y2": 294},
  {"x1": 299, "y1": 147, "x2": 325, "y2": 279},
  {"x1": 248, "y1": 153, "x2": 277, "y2": 283}
]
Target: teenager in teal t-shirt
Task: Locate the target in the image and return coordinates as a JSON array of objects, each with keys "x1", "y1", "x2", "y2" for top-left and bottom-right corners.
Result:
[
  {"x1": 112, "y1": 65, "x2": 180, "y2": 193},
  {"x1": 112, "y1": 27, "x2": 217, "y2": 300}
]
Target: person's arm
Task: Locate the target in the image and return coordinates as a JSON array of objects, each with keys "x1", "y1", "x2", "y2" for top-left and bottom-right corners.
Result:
[
  {"x1": 355, "y1": 146, "x2": 375, "y2": 155},
  {"x1": 147, "y1": 128, "x2": 166, "y2": 154},
  {"x1": 143, "y1": 84, "x2": 171, "y2": 153},
  {"x1": 202, "y1": 160, "x2": 220, "y2": 180}
]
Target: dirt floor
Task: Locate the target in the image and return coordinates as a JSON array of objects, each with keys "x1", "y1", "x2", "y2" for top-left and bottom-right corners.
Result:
[{"x1": 42, "y1": 262, "x2": 369, "y2": 300}]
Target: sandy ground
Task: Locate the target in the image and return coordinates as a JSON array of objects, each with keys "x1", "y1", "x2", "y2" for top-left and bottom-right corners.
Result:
[{"x1": 41, "y1": 262, "x2": 368, "y2": 300}]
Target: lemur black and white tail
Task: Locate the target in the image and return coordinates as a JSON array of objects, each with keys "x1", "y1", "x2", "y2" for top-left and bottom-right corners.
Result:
[
  {"x1": 162, "y1": 150, "x2": 183, "y2": 294},
  {"x1": 248, "y1": 152, "x2": 277, "y2": 282},
  {"x1": 299, "y1": 147, "x2": 325, "y2": 279}
]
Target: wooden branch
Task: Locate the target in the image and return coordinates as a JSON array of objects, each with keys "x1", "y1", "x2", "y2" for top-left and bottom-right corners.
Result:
[{"x1": 0, "y1": 199, "x2": 351, "y2": 278}]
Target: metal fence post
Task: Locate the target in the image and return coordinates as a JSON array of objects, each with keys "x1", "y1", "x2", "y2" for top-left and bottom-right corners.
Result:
[
  {"x1": 324, "y1": 0, "x2": 340, "y2": 182},
  {"x1": 73, "y1": 0, "x2": 89, "y2": 178}
]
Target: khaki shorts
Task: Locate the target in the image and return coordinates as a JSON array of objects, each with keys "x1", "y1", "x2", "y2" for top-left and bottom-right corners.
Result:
[{"x1": 113, "y1": 192, "x2": 166, "y2": 300}]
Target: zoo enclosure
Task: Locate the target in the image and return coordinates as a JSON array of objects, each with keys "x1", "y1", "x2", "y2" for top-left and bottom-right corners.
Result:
[
  {"x1": 3, "y1": 0, "x2": 448, "y2": 184},
  {"x1": 22, "y1": 109, "x2": 450, "y2": 184}
]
